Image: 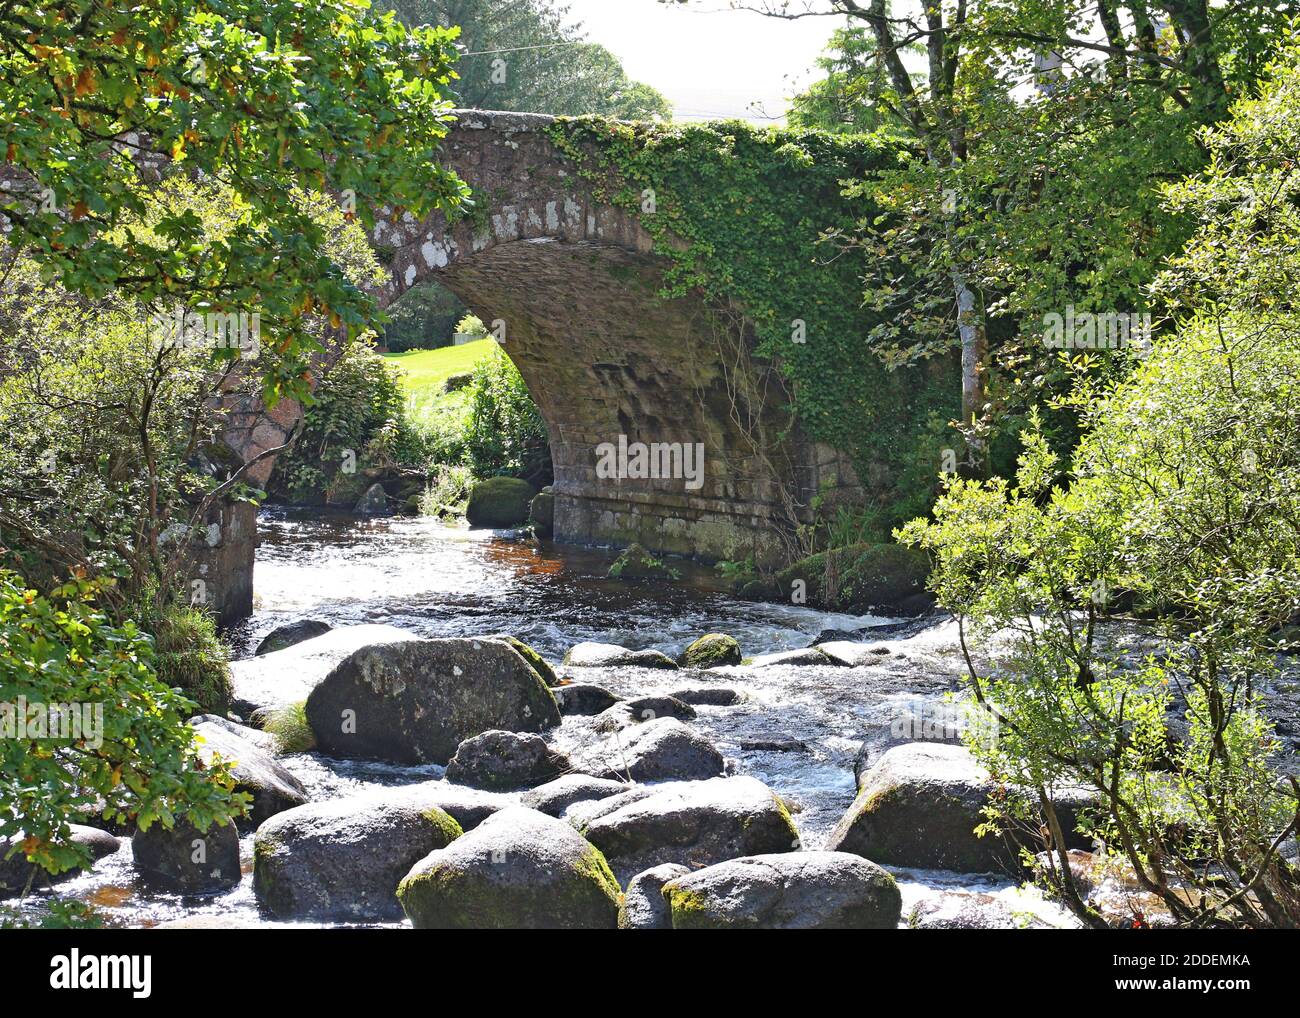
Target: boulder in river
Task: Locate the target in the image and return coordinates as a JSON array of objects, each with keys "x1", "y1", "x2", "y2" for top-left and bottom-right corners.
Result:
[
  {"x1": 466, "y1": 476, "x2": 535, "y2": 527},
  {"x1": 254, "y1": 618, "x2": 333, "y2": 656},
  {"x1": 816, "y1": 641, "x2": 894, "y2": 667},
  {"x1": 444, "y1": 730, "x2": 571, "y2": 790},
  {"x1": 562, "y1": 642, "x2": 679, "y2": 670},
  {"x1": 748, "y1": 647, "x2": 839, "y2": 668},
  {"x1": 231, "y1": 623, "x2": 418, "y2": 715},
  {"x1": 522, "y1": 774, "x2": 629, "y2": 818},
  {"x1": 619, "y1": 863, "x2": 689, "y2": 930},
  {"x1": 593, "y1": 695, "x2": 695, "y2": 732},
  {"x1": 190, "y1": 719, "x2": 308, "y2": 827},
  {"x1": 571, "y1": 717, "x2": 724, "y2": 783},
  {"x1": 529, "y1": 490, "x2": 554, "y2": 539},
  {"x1": 574, "y1": 775, "x2": 801, "y2": 883},
  {"x1": 133, "y1": 818, "x2": 241, "y2": 894},
  {"x1": 827, "y1": 742, "x2": 1017, "y2": 873},
  {"x1": 669, "y1": 687, "x2": 744, "y2": 706},
  {"x1": 253, "y1": 795, "x2": 463, "y2": 921},
  {"x1": 354, "y1": 482, "x2": 390, "y2": 516},
  {"x1": 0, "y1": 826, "x2": 120, "y2": 896},
  {"x1": 680, "y1": 633, "x2": 742, "y2": 668},
  {"x1": 305, "y1": 637, "x2": 561, "y2": 764},
  {"x1": 397, "y1": 807, "x2": 620, "y2": 929},
  {"x1": 552, "y1": 683, "x2": 621, "y2": 715},
  {"x1": 662, "y1": 852, "x2": 901, "y2": 930}
]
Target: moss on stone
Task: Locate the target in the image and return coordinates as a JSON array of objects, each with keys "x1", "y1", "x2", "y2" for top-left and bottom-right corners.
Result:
[
  {"x1": 496, "y1": 635, "x2": 560, "y2": 687},
  {"x1": 775, "y1": 541, "x2": 931, "y2": 612},
  {"x1": 680, "y1": 633, "x2": 741, "y2": 668},
  {"x1": 420, "y1": 808, "x2": 464, "y2": 846},
  {"x1": 466, "y1": 476, "x2": 536, "y2": 527}
]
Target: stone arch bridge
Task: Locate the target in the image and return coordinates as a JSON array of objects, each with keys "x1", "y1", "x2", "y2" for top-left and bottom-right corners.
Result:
[{"x1": 207, "y1": 111, "x2": 862, "y2": 624}]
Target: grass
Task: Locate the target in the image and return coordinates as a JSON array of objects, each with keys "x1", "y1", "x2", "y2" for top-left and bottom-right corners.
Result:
[{"x1": 383, "y1": 339, "x2": 496, "y2": 397}]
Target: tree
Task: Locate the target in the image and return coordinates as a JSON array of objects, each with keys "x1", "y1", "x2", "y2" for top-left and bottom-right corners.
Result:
[
  {"x1": 381, "y1": 0, "x2": 672, "y2": 119},
  {"x1": 673, "y1": 1, "x2": 1293, "y2": 470},
  {"x1": 898, "y1": 35, "x2": 1300, "y2": 929},
  {"x1": 0, "y1": 0, "x2": 466, "y2": 404}
]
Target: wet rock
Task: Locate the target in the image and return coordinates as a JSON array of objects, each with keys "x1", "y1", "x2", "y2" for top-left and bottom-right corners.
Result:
[
  {"x1": 563, "y1": 642, "x2": 678, "y2": 670},
  {"x1": 254, "y1": 796, "x2": 463, "y2": 921},
  {"x1": 750, "y1": 647, "x2": 837, "y2": 667},
  {"x1": 466, "y1": 476, "x2": 535, "y2": 527},
  {"x1": 0, "y1": 826, "x2": 120, "y2": 896},
  {"x1": 398, "y1": 807, "x2": 620, "y2": 929},
  {"x1": 607, "y1": 542, "x2": 677, "y2": 580},
  {"x1": 574, "y1": 775, "x2": 801, "y2": 883},
  {"x1": 553, "y1": 683, "x2": 621, "y2": 715},
  {"x1": 619, "y1": 863, "x2": 689, "y2": 930},
  {"x1": 133, "y1": 819, "x2": 241, "y2": 894},
  {"x1": 485, "y1": 634, "x2": 559, "y2": 686},
  {"x1": 254, "y1": 619, "x2": 333, "y2": 656},
  {"x1": 572, "y1": 717, "x2": 725, "y2": 783},
  {"x1": 445, "y1": 730, "x2": 571, "y2": 790},
  {"x1": 187, "y1": 713, "x2": 277, "y2": 751},
  {"x1": 593, "y1": 695, "x2": 695, "y2": 732},
  {"x1": 680, "y1": 633, "x2": 741, "y2": 668},
  {"x1": 523, "y1": 774, "x2": 629, "y2": 817},
  {"x1": 738, "y1": 738, "x2": 807, "y2": 753},
  {"x1": 669, "y1": 687, "x2": 743, "y2": 706},
  {"x1": 817, "y1": 641, "x2": 893, "y2": 667},
  {"x1": 354, "y1": 483, "x2": 390, "y2": 516},
  {"x1": 190, "y1": 720, "x2": 308, "y2": 827},
  {"x1": 305, "y1": 637, "x2": 561, "y2": 764},
  {"x1": 529, "y1": 490, "x2": 554, "y2": 539},
  {"x1": 663, "y1": 852, "x2": 901, "y2": 930},
  {"x1": 827, "y1": 743, "x2": 1020, "y2": 873},
  {"x1": 231, "y1": 623, "x2": 418, "y2": 715},
  {"x1": 907, "y1": 891, "x2": 1056, "y2": 929}
]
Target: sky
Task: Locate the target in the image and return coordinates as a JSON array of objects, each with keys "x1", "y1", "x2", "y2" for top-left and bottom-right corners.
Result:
[{"x1": 560, "y1": 0, "x2": 848, "y2": 123}]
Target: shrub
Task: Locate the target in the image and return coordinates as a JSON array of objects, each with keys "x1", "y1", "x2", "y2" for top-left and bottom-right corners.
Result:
[
  {"x1": 463, "y1": 347, "x2": 551, "y2": 484},
  {"x1": 137, "y1": 600, "x2": 233, "y2": 716},
  {"x1": 419, "y1": 464, "x2": 475, "y2": 517},
  {"x1": 0, "y1": 573, "x2": 246, "y2": 881}
]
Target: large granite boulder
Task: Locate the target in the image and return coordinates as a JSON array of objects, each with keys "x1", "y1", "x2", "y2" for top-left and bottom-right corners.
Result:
[
  {"x1": 662, "y1": 852, "x2": 901, "y2": 929},
  {"x1": 253, "y1": 795, "x2": 463, "y2": 921},
  {"x1": 573, "y1": 775, "x2": 801, "y2": 883},
  {"x1": 231, "y1": 623, "x2": 417, "y2": 715},
  {"x1": 190, "y1": 720, "x2": 308, "y2": 827},
  {"x1": 571, "y1": 717, "x2": 724, "y2": 782},
  {"x1": 444, "y1": 730, "x2": 570, "y2": 791},
  {"x1": 827, "y1": 742, "x2": 1017, "y2": 873},
  {"x1": 132, "y1": 819, "x2": 241, "y2": 893},
  {"x1": 305, "y1": 637, "x2": 560, "y2": 764},
  {"x1": 397, "y1": 807, "x2": 620, "y2": 929}
]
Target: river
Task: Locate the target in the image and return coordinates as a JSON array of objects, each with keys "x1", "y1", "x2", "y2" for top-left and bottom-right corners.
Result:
[{"x1": 19, "y1": 508, "x2": 1079, "y2": 928}]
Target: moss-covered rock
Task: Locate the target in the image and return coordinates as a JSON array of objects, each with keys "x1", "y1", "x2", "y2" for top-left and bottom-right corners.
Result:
[
  {"x1": 489, "y1": 634, "x2": 559, "y2": 686},
  {"x1": 529, "y1": 489, "x2": 555, "y2": 539},
  {"x1": 662, "y1": 852, "x2": 901, "y2": 929},
  {"x1": 466, "y1": 476, "x2": 536, "y2": 527},
  {"x1": 397, "y1": 807, "x2": 620, "y2": 929},
  {"x1": 775, "y1": 542, "x2": 931, "y2": 613},
  {"x1": 680, "y1": 633, "x2": 741, "y2": 668}
]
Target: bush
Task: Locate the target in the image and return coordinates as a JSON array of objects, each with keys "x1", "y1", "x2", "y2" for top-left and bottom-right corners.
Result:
[
  {"x1": 463, "y1": 347, "x2": 551, "y2": 484},
  {"x1": 0, "y1": 573, "x2": 246, "y2": 880},
  {"x1": 274, "y1": 337, "x2": 424, "y2": 503},
  {"x1": 419, "y1": 464, "x2": 475, "y2": 517},
  {"x1": 380, "y1": 282, "x2": 465, "y2": 352}
]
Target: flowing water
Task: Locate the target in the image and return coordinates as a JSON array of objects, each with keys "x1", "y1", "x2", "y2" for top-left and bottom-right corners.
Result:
[{"x1": 13, "y1": 507, "x2": 1079, "y2": 928}]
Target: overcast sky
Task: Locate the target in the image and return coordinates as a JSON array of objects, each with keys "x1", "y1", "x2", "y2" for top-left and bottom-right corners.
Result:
[{"x1": 561, "y1": 0, "x2": 846, "y2": 122}]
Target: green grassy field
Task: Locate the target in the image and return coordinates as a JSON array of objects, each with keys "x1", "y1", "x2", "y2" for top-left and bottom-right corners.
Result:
[{"x1": 383, "y1": 339, "x2": 496, "y2": 397}]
